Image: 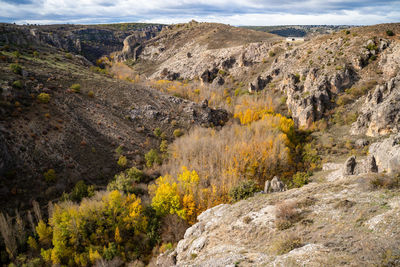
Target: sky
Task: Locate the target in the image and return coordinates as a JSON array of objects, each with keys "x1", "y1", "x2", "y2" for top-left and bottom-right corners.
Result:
[{"x1": 1, "y1": 0, "x2": 399, "y2": 26}]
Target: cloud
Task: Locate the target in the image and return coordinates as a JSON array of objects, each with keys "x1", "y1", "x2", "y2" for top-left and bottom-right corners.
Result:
[{"x1": 0, "y1": 0, "x2": 399, "y2": 25}]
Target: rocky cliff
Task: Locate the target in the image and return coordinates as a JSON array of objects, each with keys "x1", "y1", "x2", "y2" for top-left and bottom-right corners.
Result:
[{"x1": 0, "y1": 23, "x2": 163, "y2": 63}]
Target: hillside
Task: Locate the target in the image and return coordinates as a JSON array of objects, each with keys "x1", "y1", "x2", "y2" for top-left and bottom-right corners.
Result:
[{"x1": 0, "y1": 25, "x2": 227, "y2": 213}]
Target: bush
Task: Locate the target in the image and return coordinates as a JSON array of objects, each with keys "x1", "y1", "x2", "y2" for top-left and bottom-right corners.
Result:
[
  {"x1": 34, "y1": 190, "x2": 149, "y2": 266},
  {"x1": 369, "y1": 173, "x2": 400, "y2": 190},
  {"x1": 107, "y1": 167, "x2": 146, "y2": 193},
  {"x1": 269, "y1": 234, "x2": 302, "y2": 255},
  {"x1": 117, "y1": 155, "x2": 128, "y2": 168},
  {"x1": 154, "y1": 127, "x2": 162, "y2": 137},
  {"x1": 367, "y1": 43, "x2": 378, "y2": 51},
  {"x1": 269, "y1": 51, "x2": 276, "y2": 57},
  {"x1": 229, "y1": 180, "x2": 259, "y2": 202},
  {"x1": 275, "y1": 201, "x2": 300, "y2": 230},
  {"x1": 336, "y1": 94, "x2": 352, "y2": 106},
  {"x1": 173, "y1": 129, "x2": 184, "y2": 138},
  {"x1": 87, "y1": 91, "x2": 94, "y2": 98},
  {"x1": 43, "y1": 169, "x2": 56, "y2": 183},
  {"x1": 12, "y1": 80, "x2": 23, "y2": 88},
  {"x1": 63, "y1": 180, "x2": 95, "y2": 202},
  {"x1": 10, "y1": 64, "x2": 22, "y2": 74},
  {"x1": 12, "y1": 51, "x2": 20, "y2": 58},
  {"x1": 70, "y1": 83, "x2": 81, "y2": 93},
  {"x1": 65, "y1": 53, "x2": 73, "y2": 59},
  {"x1": 386, "y1": 30, "x2": 395, "y2": 36},
  {"x1": 292, "y1": 172, "x2": 311, "y2": 188},
  {"x1": 37, "y1": 93, "x2": 50, "y2": 104},
  {"x1": 33, "y1": 51, "x2": 39, "y2": 58},
  {"x1": 145, "y1": 149, "x2": 162, "y2": 168}
]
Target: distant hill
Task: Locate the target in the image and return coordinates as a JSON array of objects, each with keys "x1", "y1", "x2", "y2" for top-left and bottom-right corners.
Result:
[{"x1": 241, "y1": 25, "x2": 354, "y2": 37}]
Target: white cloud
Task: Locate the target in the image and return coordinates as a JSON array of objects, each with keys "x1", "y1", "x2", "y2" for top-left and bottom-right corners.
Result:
[{"x1": 1, "y1": 0, "x2": 399, "y2": 25}]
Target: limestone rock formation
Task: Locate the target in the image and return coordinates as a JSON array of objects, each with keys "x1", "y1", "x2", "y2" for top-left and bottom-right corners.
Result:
[
  {"x1": 351, "y1": 73, "x2": 400, "y2": 136},
  {"x1": 264, "y1": 176, "x2": 286, "y2": 193},
  {"x1": 343, "y1": 155, "x2": 378, "y2": 175},
  {"x1": 369, "y1": 134, "x2": 400, "y2": 174}
]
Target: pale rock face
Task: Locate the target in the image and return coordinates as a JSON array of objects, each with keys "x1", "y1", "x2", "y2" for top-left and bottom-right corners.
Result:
[
  {"x1": 351, "y1": 73, "x2": 400, "y2": 136},
  {"x1": 369, "y1": 134, "x2": 400, "y2": 173}
]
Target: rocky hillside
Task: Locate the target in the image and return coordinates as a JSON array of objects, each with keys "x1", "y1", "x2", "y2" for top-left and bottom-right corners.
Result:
[
  {"x1": 157, "y1": 134, "x2": 400, "y2": 266},
  {"x1": 123, "y1": 22, "x2": 400, "y2": 132},
  {"x1": 0, "y1": 26, "x2": 227, "y2": 213},
  {"x1": 0, "y1": 23, "x2": 164, "y2": 63}
]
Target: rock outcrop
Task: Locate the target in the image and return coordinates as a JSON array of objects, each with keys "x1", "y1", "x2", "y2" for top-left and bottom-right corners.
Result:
[
  {"x1": 0, "y1": 23, "x2": 163, "y2": 63},
  {"x1": 264, "y1": 176, "x2": 286, "y2": 193},
  {"x1": 343, "y1": 155, "x2": 378, "y2": 175},
  {"x1": 369, "y1": 134, "x2": 400, "y2": 174},
  {"x1": 351, "y1": 73, "x2": 400, "y2": 136}
]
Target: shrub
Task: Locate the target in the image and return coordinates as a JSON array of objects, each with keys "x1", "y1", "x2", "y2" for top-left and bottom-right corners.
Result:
[
  {"x1": 10, "y1": 64, "x2": 22, "y2": 74},
  {"x1": 369, "y1": 173, "x2": 400, "y2": 190},
  {"x1": 65, "y1": 53, "x2": 73, "y2": 59},
  {"x1": 70, "y1": 83, "x2": 81, "y2": 93},
  {"x1": 154, "y1": 127, "x2": 162, "y2": 137},
  {"x1": 386, "y1": 30, "x2": 395, "y2": 36},
  {"x1": 87, "y1": 91, "x2": 94, "y2": 98},
  {"x1": 160, "y1": 140, "x2": 168, "y2": 154},
  {"x1": 145, "y1": 149, "x2": 162, "y2": 168},
  {"x1": 117, "y1": 155, "x2": 128, "y2": 168},
  {"x1": 229, "y1": 180, "x2": 259, "y2": 202},
  {"x1": 12, "y1": 51, "x2": 20, "y2": 58},
  {"x1": 107, "y1": 167, "x2": 146, "y2": 193},
  {"x1": 275, "y1": 201, "x2": 300, "y2": 230},
  {"x1": 367, "y1": 43, "x2": 378, "y2": 51},
  {"x1": 12, "y1": 80, "x2": 23, "y2": 88},
  {"x1": 115, "y1": 145, "x2": 124, "y2": 155},
  {"x1": 269, "y1": 51, "x2": 276, "y2": 57},
  {"x1": 345, "y1": 30, "x2": 350, "y2": 35},
  {"x1": 336, "y1": 94, "x2": 352, "y2": 106},
  {"x1": 43, "y1": 169, "x2": 56, "y2": 183},
  {"x1": 269, "y1": 234, "x2": 302, "y2": 255},
  {"x1": 173, "y1": 129, "x2": 184, "y2": 138},
  {"x1": 33, "y1": 51, "x2": 39, "y2": 58},
  {"x1": 63, "y1": 180, "x2": 95, "y2": 202},
  {"x1": 37, "y1": 93, "x2": 50, "y2": 104},
  {"x1": 34, "y1": 190, "x2": 149, "y2": 265},
  {"x1": 292, "y1": 172, "x2": 311, "y2": 188}
]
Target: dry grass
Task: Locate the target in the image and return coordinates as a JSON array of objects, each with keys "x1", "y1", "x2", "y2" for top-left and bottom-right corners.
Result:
[
  {"x1": 275, "y1": 200, "x2": 301, "y2": 230},
  {"x1": 269, "y1": 233, "x2": 303, "y2": 255}
]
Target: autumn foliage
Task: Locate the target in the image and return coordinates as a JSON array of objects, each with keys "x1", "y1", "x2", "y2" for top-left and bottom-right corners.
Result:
[{"x1": 34, "y1": 191, "x2": 151, "y2": 266}]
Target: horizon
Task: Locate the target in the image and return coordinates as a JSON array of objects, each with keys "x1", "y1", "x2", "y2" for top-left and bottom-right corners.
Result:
[{"x1": 1, "y1": 0, "x2": 400, "y2": 26}]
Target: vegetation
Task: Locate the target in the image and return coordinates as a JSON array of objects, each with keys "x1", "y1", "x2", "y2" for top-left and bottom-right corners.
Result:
[
  {"x1": 269, "y1": 233, "x2": 302, "y2": 255},
  {"x1": 70, "y1": 83, "x2": 81, "y2": 93},
  {"x1": 62, "y1": 180, "x2": 95, "y2": 202},
  {"x1": 117, "y1": 155, "x2": 128, "y2": 168},
  {"x1": 12, "y1": 80, "x2": 23, "y2": 88},
  {"x1": 107, "y1": 167, "x2": 147, "y2": 193},
  {"x1": 386, "y1": 30, "x2": 395, "y2": 36},
  {"x1": 34, "y1": 191, "x2": 153, "y2": 266},
  {"x1": 145, "y1": 149, "x2": 162, "y2": 168},
  {"x1": 37, "y1": 93, "x2": 50, "y2": 104},
  {"x1": 43, "y1": 169, "x2": 56, "y2": 183},
  {"x1": 10, "y1": 63, "x2": 22, "y2": 74},
  {"x1": 229, "y1": 180, "x2": 259, "y2": 202},
  {"x1": 173, "y1": 129, "x2": 184, "y2": 138}
]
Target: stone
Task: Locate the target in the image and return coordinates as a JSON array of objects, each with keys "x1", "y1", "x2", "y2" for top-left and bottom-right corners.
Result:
[
  {"x1": 369, "y1": 134, "x2": 400, "y2": 173},
  {"x1": 355, "y1": 139, "x2": 369, "y2": 148},
  {"x1": 264, "y1": 176, "x2": 286, "y2": 193},
  {"x1": 343, "y1": 156, "x2": 356, "y2": 175}
]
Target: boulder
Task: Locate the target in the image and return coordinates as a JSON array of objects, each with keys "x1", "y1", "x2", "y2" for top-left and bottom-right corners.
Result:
[
  {"x1": 369, "y1": 134, "x2": 400, "y2": 173},
  {"x1": 343, "y1": 156, "x2": 357, "y2": 175},
  {"x1": 264, "y1": 176, "x2": 286, "y2": 193}
]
